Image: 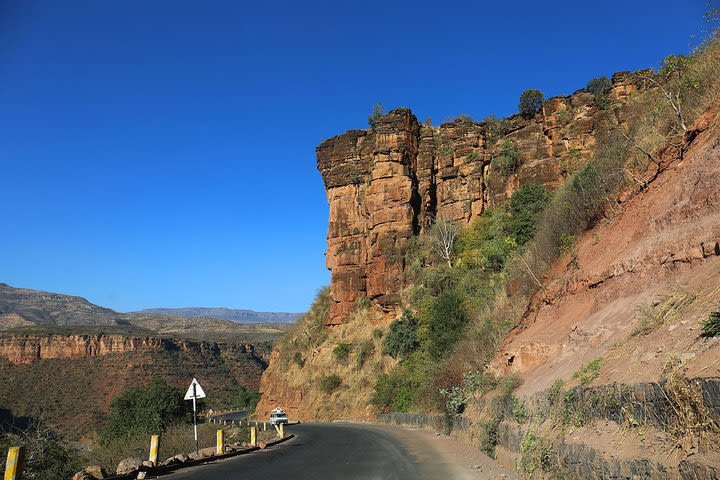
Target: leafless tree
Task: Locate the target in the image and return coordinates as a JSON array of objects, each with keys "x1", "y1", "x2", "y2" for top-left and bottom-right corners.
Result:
[{"x1": 429, "y1": 216, "x2": 457, "y2": 267}]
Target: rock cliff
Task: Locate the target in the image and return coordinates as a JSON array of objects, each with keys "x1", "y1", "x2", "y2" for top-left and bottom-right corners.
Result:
[
  {"x1": 317, "y1": 73, "x2": 640, "y2": 324},
  {"x1": 0, "y1": 332, "x2": 264, "y2": 365}
]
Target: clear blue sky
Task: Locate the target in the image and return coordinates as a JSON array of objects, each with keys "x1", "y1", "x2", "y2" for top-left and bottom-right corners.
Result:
[{"x1": 0, "y1": 1, "x2": 711, "y2": 313}]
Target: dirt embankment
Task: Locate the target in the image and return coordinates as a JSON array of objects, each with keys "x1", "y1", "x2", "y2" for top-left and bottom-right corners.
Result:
[{"x1": 489, "y1": 105, "x2": 720, "y2": 394}]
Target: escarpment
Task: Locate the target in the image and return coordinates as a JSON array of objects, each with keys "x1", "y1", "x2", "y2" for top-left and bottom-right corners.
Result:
[
  {"x1": 0, "y1": 332, "x2": 266, "y2": 365},
  {"x1": 317, "y1": 73, "x2": 640, "y2": 324}
]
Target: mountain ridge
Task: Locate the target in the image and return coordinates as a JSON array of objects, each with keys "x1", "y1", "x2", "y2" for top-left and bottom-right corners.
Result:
[{"x1": 134, "y1": 307, "x2": 301, "y2": 323}]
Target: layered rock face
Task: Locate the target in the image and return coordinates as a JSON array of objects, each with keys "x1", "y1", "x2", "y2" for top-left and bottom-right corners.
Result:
[
  {"x1": 0, "y1": 333, "x2": 260, "y2": 365},
  {"x1": 317, "y1": 73, "x2": 640, "y2": 324}
]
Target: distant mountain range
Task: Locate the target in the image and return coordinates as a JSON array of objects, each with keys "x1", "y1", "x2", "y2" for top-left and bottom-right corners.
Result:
[
  {"x1": 135, "y1": 307, "x2": 301, "y2": 324},
  {"x1": 0, "y1": 283, "x2": 298, "y2": 340}
]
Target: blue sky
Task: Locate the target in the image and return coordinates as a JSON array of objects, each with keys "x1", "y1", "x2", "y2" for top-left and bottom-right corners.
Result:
[{"x1": 0, "y1": 1, "x2": 711, "y2": 313}]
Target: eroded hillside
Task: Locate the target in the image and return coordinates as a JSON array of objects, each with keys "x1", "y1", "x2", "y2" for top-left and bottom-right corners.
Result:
[{"x1": 258, "y1": 36, "x2": 720, "y2": 478}]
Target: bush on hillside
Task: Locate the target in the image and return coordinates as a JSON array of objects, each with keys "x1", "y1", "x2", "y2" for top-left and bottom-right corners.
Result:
[
  {"x1": 333, "y1": 342, "x2": 353, "y2": 361},
  {"x1": 355, "y1": 340, "x2": 374, "y2": 368},
  {"x1": 420, "y1": 290, "x2": 469, "y2": 360},
  {"x1": 383, "y1": 310, "x2": 420, "y2": 358},
  {"x1": 702, "y1": 311, "x2": 720, "y2": 337},
  {"x1": 318, "y1": 374, "x2": 342, "y2": 394},
  {"x1": 493, "y1": 139, "x2": 522, "y2": 176},
  {"x1": 518, "y1": 89, "x2": 545, "y2": 118},
  {"x1": 101, "y1": 377, "x2": 190, "y2": 445},
  {"x1": 234, "y1": 386, "x2": 261, "y2": 413},
  {"x1": 372, "y1": 351, "x2": 436, "y2": 412},
  {"x1": 587, "y1": 76, "x2": 612, "y2": 109},
  {"x1": 508, "y1": 182, "x2": 550, "y2": 246}
]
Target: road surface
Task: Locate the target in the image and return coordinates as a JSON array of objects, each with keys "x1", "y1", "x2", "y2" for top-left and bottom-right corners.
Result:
[
  {"x1": 209, "y1": 410, "x2": 247, "y2": 422},
  {"x1": 166, "y1": 422, "x2": 518, "y2": 480}
]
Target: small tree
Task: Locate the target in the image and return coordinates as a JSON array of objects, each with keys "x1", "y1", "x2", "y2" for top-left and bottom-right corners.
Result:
[
  {"x1": 635, "y1": 55, "x2": 696, "y2": 133},
  {"x1": 429, "y1": 217, "x2": 457, "y2": 267},
  {"x1": 368, "y1": 103, "x2": 385, "y2": 127},
  {"x1": 101, "y1": 377, "x2": 189, "y2": 444},
  {"x1": 587, "y1": 76, "x2": 612, "y2": 109},
  {"x1": 518, "y1": 89, "x2": 544, "y2": 118}
]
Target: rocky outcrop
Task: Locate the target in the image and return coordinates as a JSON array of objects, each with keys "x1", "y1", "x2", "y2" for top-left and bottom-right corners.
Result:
[
  {"x1": 0, "y1": 333, "x2": 261, "y2": 365},
  {"x1": 317, "y1": 73, "x2": 641, "y2": 324}
]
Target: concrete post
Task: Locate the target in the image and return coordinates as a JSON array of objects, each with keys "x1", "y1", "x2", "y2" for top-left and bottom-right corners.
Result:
[
  {"x1": 149, "y1": 435, "x2": 160, "y2": 466},
  {"x1": 3, "y1": 447, "x2": 24, "y2": 480},
  {"x1": 216, "y1": 430, "x2": 224, "y2": 455},
  {"x1": 250, "y1": 426, "x2": 256, "y2": 447}
]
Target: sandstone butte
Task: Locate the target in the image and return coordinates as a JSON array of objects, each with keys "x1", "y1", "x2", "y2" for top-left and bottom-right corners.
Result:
[{"x1": 317, "y1": 72, "x2": 639, "y2": 325}]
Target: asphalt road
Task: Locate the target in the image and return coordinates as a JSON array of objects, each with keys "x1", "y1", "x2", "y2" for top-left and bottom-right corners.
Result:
[
  {"x1": 165, "y1": 422, "x2": 511, "y2": 480},
  {"x1": 209, "y1": 410, "x2": 247, "y2": 422}
]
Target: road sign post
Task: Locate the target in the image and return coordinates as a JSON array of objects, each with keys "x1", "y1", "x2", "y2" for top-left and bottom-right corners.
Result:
[{"x1": 184, "y1": 378, "x2": 206, "y2": 454}]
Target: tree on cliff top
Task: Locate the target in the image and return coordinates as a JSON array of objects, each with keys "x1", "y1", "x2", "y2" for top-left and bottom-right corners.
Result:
[
  {"x1": 368, "y1": 103, "x2": 385, "y2": 127},
  {"x1": 518, "y1": 89, "x2": 544, "y2": 118}
]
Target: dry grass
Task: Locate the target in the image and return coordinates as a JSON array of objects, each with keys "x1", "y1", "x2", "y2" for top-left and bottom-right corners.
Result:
[
  {"x1": 631, "y1": 286, "x2": 699, "y2": 337},
  {"x1": 267, "y1": 304, "x2": 399, "y2": 419},
  {"x1": 661, "y1": 362, "x2": 720, "y2": 455}
]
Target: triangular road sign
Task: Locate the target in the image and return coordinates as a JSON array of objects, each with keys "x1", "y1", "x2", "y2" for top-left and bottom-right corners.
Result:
[{"x1": 184, "y1": 378, "x2": 206, "y2": 400}]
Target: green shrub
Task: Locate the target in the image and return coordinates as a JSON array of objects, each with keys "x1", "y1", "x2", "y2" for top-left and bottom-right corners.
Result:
[
  {"x1": 518, "y1": 89, "x2": 545, "y2": 118},
  {"x1": 372, "y1": 351, "x2": 436, "y2": 412},
  {"x1": 372, "y1": 327, "x2": 384, "y2": 339},
  {"x1": 355, "y1": 340, "x2": 374, "y2": 368},
  {"x1": 508, "y1": 183, "x2": 550, "y2": 246},
  {"x1": 511, "y1": 396, "x2": 529, "y2": 423},
  {"x1": 101, "y1": 377, "x2": 190, "y2": 444},
  {"x1": 234, "y1": 386, "x2": 261, "y2": 413},
  {"x1": 493, "y1": 139, "x2": 522, "y2": 176},
  {"x1": 333, "y1": 342, "x2": 353, "y2": 361},
  {"x1": 573, "y1": 358, "x2": 602, "y2": 385},
  {"x1": 479, "y1": 417, "x2": 501, "y2": 458},
  {"x1": 484, "y1": 114, "x2": 510, "y2": 144},
  {"x1": 382, "y1": 310, "x2": 419, "y2": 358},
  {"x1": 292, "y1": 352, "x2": 304, "y2": 368},
  {"x1": 420, "y1": 290, "x2": 469, "y2": 360},
  {"x1": 368, "y1": 103, "x2": 385, "y2": 127},
  {"x1": 587, "y1": 76, "x2": 612, "y2": 109},
  {"x1": 702, "y1": 311, "x2": 720, "y2": 337},
  {"x1": 318, "y1": 374, "x2": 342, "y2": 394},
  {"x1": 559, "y1": 233, "x2": 576, "y2": 254}
]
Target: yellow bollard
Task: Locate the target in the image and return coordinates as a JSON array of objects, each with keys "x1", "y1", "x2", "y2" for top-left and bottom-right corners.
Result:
[
  {"x1": 216, "y1": 429, "x2": 224, "y2": 455},
  {"x1": 278, "y1": 423, "x2": 284, "y2": 439},
  {"x1": 3, "y1": 447, "x2": 24, "y2": 480},
  {"x1": 250, "y1": 426, "x2": 256, "y2": 447},
  {"x1": 148, "y1": 435, "x2": 160, "y2": 466}
]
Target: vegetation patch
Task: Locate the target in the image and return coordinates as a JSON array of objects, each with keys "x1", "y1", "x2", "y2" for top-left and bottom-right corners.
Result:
[
  {"x1": 318, "y1": 374, "x2": 342, "y2": 394},
  {"x1": 573, "y1": 358, "x2": 602, "y2": 385},
  {"x1": 701, "y1": 311, "x2": 720, "y2": 337}
]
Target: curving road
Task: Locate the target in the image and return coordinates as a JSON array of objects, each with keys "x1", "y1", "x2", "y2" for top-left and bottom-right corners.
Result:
[{"x1": 165, "y1": 422, "x2": 518, "y2": 480}]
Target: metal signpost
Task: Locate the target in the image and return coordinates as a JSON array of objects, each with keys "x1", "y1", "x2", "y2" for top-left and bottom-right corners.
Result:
[{"x1": 184, "y1": 378, "x2": 206, "y2": 454}]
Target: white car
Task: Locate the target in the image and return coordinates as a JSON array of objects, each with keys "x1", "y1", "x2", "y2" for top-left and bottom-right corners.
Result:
[{"x1": 269, "y1": 407, "x2": 288, "y2": 425}]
